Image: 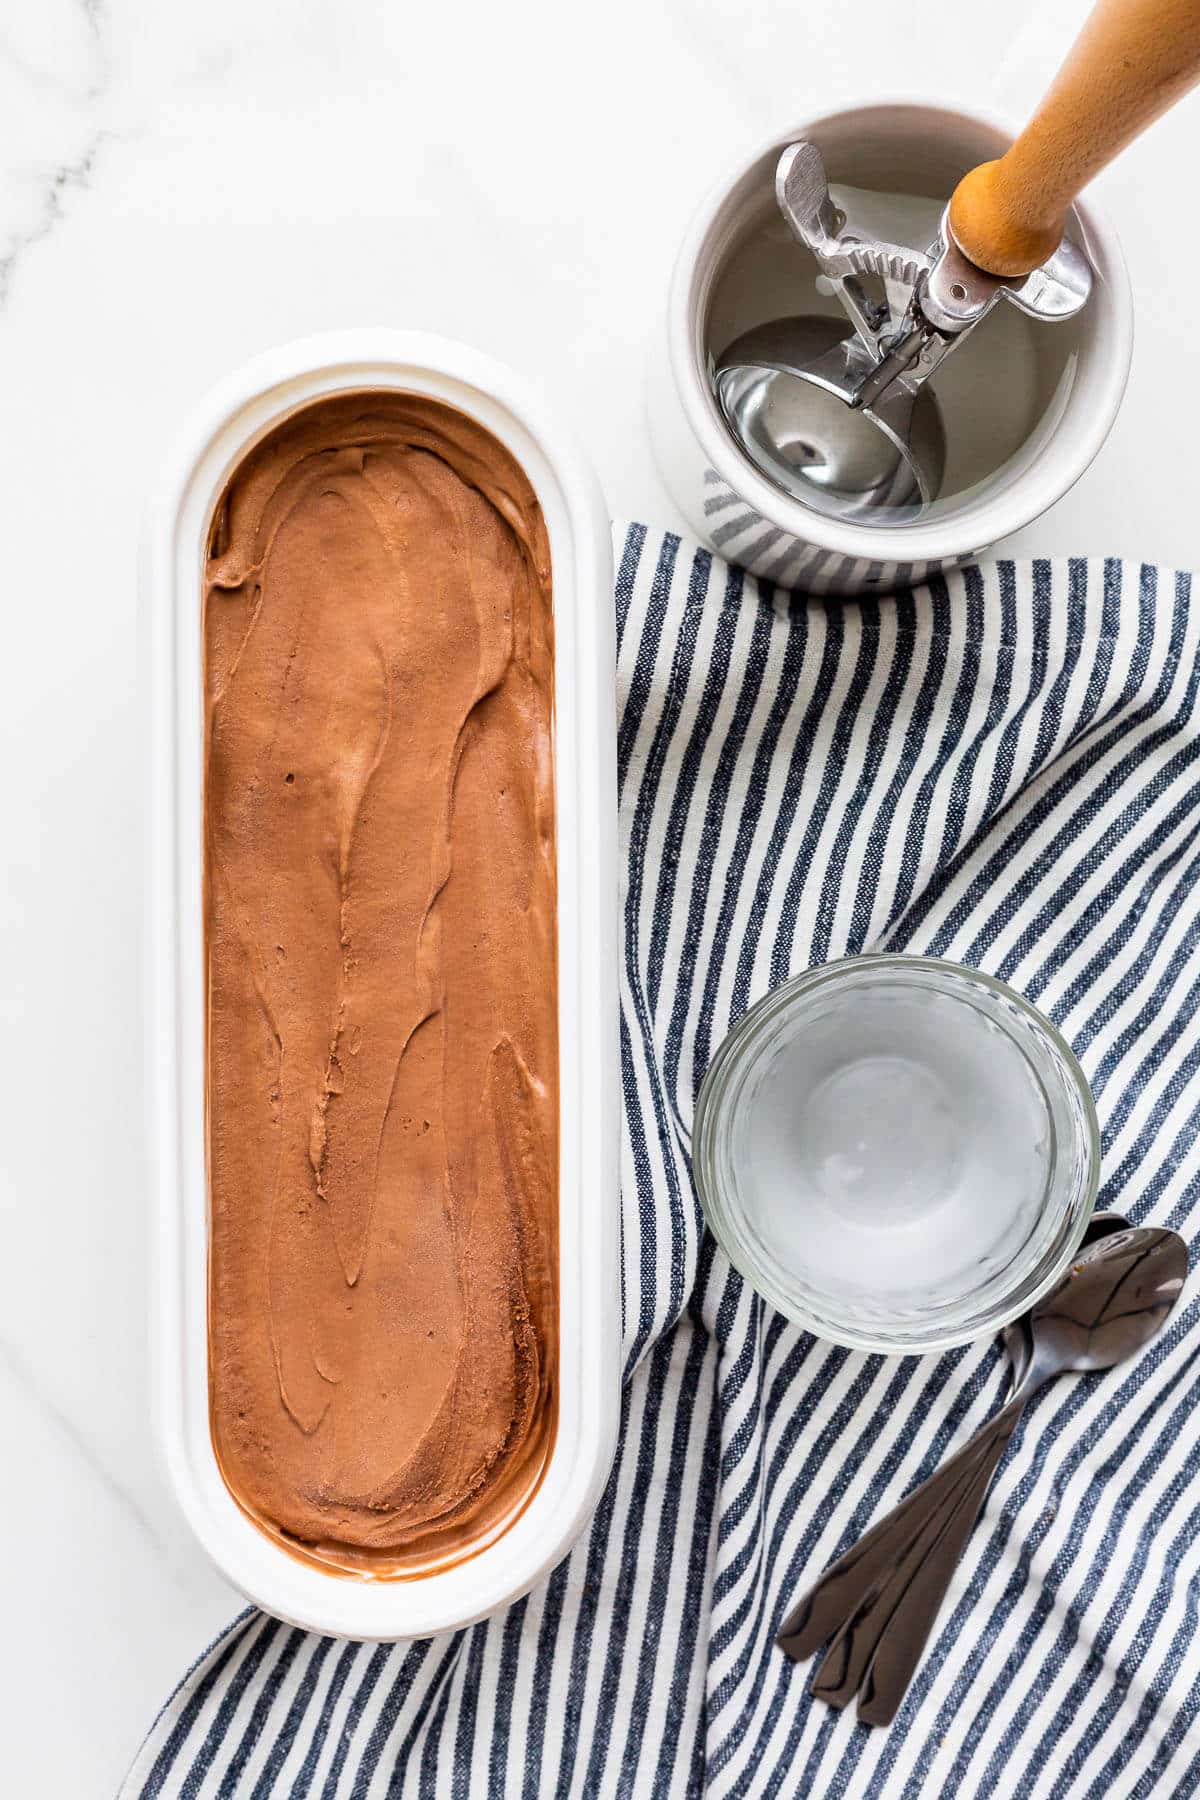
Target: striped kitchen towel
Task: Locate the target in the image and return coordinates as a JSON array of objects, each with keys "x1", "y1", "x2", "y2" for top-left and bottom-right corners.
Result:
[{"x1": 123, "y1": 528, "x2": 1200, "y2": 1799}]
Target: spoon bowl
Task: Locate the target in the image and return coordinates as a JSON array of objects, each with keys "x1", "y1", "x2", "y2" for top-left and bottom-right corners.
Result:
[
  {"x1": 1025, "y1": 1224, "x2": 1189, "y2": 1380},
  {"x1": 999, "y1": 1206, "x2": 1129, "y2": 1390}
]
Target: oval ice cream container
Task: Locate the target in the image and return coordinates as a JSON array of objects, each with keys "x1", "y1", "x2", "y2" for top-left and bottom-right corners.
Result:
[{"x1": 145, "y1": 331, "x2": 620, "y2": 1639}]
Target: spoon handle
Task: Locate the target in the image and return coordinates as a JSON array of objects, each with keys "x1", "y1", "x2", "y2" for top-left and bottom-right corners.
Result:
[
  {"x1": 949, "y1": 0, "x2": 1200, "y2": 277},
  {"x1": 854, "y1": 1411, "x2": 1020, "y2": 1725},
  {"x1": 807, "y1": 1434, "x2": 1006, "y2": 1711},
  {"x1": 776, "y1": 1400, "x2": 1014, "y2": 1659},
  {"x1": 778, "y1": 1391, "x2": 1026, "y2": 1712}
]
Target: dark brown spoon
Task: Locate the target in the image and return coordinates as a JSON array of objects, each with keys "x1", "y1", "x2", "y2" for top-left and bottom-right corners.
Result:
[
  {"x1": 786, "y1": 1211, "x2": 1132, "y2": 1678},
  {"x1": 777, "y1": 1219, "x2": 1188, "y2": 1726}
]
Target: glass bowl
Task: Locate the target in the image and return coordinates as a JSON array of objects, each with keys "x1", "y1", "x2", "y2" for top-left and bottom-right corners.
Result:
[{"x1": 693, "y1": 954, "x2": 1100, "y2": 1354}]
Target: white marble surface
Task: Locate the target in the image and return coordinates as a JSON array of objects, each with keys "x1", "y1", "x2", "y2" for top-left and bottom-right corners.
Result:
[{"x1": 2, "y1": 1, "x2": 1198, "y2": 1793}]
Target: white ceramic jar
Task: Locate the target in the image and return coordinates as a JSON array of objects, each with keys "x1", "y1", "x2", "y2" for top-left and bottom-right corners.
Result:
[{"x1": 648, "y1": 100, "x2": 1133, "y2": 597}]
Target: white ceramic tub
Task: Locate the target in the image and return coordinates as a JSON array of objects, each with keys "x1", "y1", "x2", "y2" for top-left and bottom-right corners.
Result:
[{"x1": 145, "y1": 330, "x2": 620, "y2": 1639}]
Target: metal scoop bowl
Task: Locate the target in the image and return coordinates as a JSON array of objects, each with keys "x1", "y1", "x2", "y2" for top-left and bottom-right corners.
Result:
[{"x1": 715, "y1": 315, "x2": 946, "y2": 523}]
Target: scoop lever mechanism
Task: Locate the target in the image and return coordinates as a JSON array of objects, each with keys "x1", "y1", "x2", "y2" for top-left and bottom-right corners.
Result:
[{"x1": 775, "y1": 141, "x2": 1092, "y2": 413}]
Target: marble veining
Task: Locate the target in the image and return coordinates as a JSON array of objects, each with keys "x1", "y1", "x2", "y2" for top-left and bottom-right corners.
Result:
[
  {"x1": 0, "y1": 1332, "x2": 163, "y2": 1550},
  {"x1": 0, "y1": 1, "x2": 111, "y2": 306}
]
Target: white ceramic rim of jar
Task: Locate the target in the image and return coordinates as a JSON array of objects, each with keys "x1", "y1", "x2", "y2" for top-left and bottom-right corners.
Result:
[
  {"x1": 666, "y1": 96, "x2": 1134, "y2": 567},
  {"x1": 693, "y1": 954, "x2": 1102, "y2": 1355}
]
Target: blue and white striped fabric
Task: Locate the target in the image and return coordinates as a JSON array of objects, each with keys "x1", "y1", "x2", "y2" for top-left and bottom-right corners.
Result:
[{"x1": 124, "y1": 527, "x2": 1200, "y2": 1799}]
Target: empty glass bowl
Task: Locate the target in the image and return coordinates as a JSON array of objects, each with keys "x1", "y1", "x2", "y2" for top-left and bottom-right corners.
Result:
[{"x1": 693, "y1": 955, "x2": 1100, "y2": 1354}]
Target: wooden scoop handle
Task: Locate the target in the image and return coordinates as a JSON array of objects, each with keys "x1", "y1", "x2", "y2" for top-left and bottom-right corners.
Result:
[{"x1": 949, "y1": 0, "x2": 1200, "y2": 277}]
